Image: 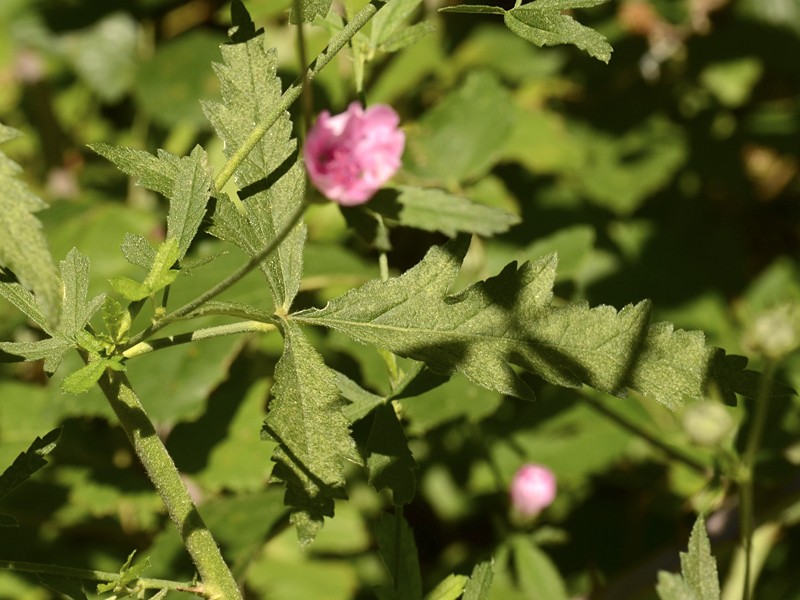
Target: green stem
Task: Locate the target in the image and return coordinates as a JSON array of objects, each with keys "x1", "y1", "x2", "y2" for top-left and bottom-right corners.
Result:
[
  {"x1": 213, "y1": 0, "x2": 382, "y2": 193},
  {"x1": 123, "y1": 320, "x2": 277, "y2": 359},
  {"x1": 739, "y1": 359, "x2": 777, "y2": 600},
  {"x1": 0, "y1": 560, "x2": 202, "y2": 596},
  {"x1": 580, "y1": 389, "x2": 711, "y2": 476},
  {"x1": 95, "y1": 370, "x2": 242, "y2": 600},
  {"x1": 125, "y1": 199, "x2": 308, "y2": 348}
]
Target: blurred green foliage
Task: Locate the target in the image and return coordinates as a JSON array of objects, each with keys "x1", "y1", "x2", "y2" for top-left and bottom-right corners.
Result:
[{"x1": 0, "y1": 0, "x2": 799, "y2": 599}]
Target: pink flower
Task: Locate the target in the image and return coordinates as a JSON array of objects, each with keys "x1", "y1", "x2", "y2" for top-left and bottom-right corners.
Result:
[
  {"x1": 510, "y1": 464, "x2": 557, "y2": 518},
  {"x1": 304, "y1": 102, "x2": 405, "y2": 205}
]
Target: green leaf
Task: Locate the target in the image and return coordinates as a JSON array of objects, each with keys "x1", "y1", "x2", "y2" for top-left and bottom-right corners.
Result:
[
  {"x1": 166, "y1": 145, "x2": 213, "y2": 259},
  {"x1": 371, "y1": 0, "x2": 424, "y2": 46},
  {"x1": 108, "y1": 276, "x2": 151, "y2": 301},
  {"x1": 120, "y1": 233, "x2": 157, "y2": 271},
  {"x1": 204, "y1": 29, "x2": 307, "y2": 311},
  {"x1": 369, "y1": 186, "x2": 520, "y2": 237},
  {"x1": 463, "y1": 560, "x2": 495, "y2": 600},
  {"x1": 57, "y1": 248, "x2": 105, "y2": 341},
  {"x1": 38, "y1": 576, "x2": 88, "y2": 600},
  {"x1": 262, "y1": 321, "x2": 360, "y2": 545},
  {"x1": 61, "y1": 357, "x2": 117, "y2": 395},
  {"x1": 97, "y1": 551, "x2": 151, "y2": 594},
  {"x1": 0, "y1": 124, "x2": 61, "y2": 326},
  {"x1": 366, "y1": 404, "x2": 417, "y2": 505},
  {"x1": 0, "y1": 281, "x2": 50, "y2": 332},
  {"x1": 1, "y1": 249, "x2": 104, "y2": 373},
  {"x1": 0, "y1": 428, "x2": 60, "y2": 526},
  {"x1": 656, "y1": 517, "x2": 720, "y2": 600},
  {"x1": 335, "y1": 370, "x2": 387, "y2": 422},
  {"x1": 374, "y1": 512, "x2": 423, "y2": 600},
  {"x1": 102, "y1": 297, "x2": 132, "y2": 343},
  {"x1": 295, "y1": 238, "x2": 736, "y2": 408},
  {"x1": 89, "y1": 143, "x2": 179, "y2": 199},
  {"x1": 90, "y1": 144, "x2": 212, "y2": 260},
  {"x1": 406, "y1": 71, "x2": 514, "y2": 184},
  {"x1": 425, "y1": 574, "x2": 468, "y2": 600},
  {"x1": 290, "y1": 0, "x2": 331, "y2": 23},
  {"x1": 143, "y1": 238, "x2": 180, "y2": 292},
  {"x1": 59, "y1": 12, "x2": 137, "y2": 103},
  {"x1": 504, "y1": 0, "x2": 612, "y2": 63},
  {"x1": 510, "y1": 535, "x2": 568, "y2": 600}
]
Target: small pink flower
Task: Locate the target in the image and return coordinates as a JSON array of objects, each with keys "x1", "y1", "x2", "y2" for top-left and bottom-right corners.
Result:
[
  {"x1": 303, "y1": 102, "x2": 405, "y2": 205},
  {"x1": 510, "y1": 464, "x2": 557, "y2": 518}
]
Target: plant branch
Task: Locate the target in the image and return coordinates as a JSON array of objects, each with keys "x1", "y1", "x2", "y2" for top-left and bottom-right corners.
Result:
[
  {"x1": 123, "y1": 320, "x2": 277, "y2": 359},
  {"x1": 125, "y1": 199, "x2": 307, "y2": 348},
  {"x1": 0, "y1": 560, "x2": 203, "y2": 596},
  {"x1": 213, "y1": 0, "x2": 382, "y2": 193},
  {"x1": 95, "y1": 370, "x2": 242, "y2": 600},
  {"x1": 580, "y1": 388, "x2": 711, "y2": 476}
]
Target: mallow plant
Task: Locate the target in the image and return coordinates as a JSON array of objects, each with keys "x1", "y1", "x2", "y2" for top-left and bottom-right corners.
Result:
[{"x1": 0, "y1": 0, "x2": 796, "y2": 599}]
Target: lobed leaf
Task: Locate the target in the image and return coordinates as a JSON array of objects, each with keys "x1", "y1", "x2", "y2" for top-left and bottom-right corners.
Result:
[
  {"x1": 290, "y1": 0, "x2": 332, "y2": 23},
  {"x1": 262, "y1": 321, "x2": 360, "y2": 545},
  {"x1": 463, "y1": 560, "x2": 495, "y2": 600},
  {"x1": 657, "y1": 517, "x2": 720, "y2": 600},
  {"x1": 0, "y1": 281, "x2": 50, "y2": 332},
  {"x1": 0, "y1": 124, "x2": 61, "y2": 326},
  {"x1": 504, "y1": 1, "x2": 612, "y2": 63},
  {"x1": 90, "y1": 143, "x2": 179, "y2": 199},
  {"x1": 166, "y1": 146, "x2": 213, "y2": 259},
  {"x1": 295, "y1": 238, "x2": 744, "y2": 408},
  {"x1": 204, "y1": 28, "x2": 307, "y2": 311}
]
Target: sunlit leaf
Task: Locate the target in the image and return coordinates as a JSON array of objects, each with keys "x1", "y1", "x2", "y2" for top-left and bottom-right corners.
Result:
[
  {"x1": 204, "y1": 25, "x2": 306, "y2": 311},
  {"x1": 0, "y1": 124, "x2": 61, "y2": 326},
  {"x1": 262, "y1": 321, "x2": 360, "y2": 545},
  {"x1": 504, "y1": 0, "x2": 612, "y2": 63},
  {"x1": 296, "y1": 238, "x2": 745, "y2": 409}
]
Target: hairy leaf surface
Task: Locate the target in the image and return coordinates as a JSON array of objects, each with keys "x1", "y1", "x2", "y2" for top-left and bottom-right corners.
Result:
[
  {"x1": 295, "y1": 238, "x2": 736, "y2": 408},
  {"x1": 504, "y1": 0, "x2": 612, "y2": 63},
  {"x1": 204, "y1": 28, "x2": 306, "y2": 311},
  {"x1": 0, "y1": 249, "x2": 104, "y2": 372},
  {"x1": 657, "y1": 517, "x2": 720, "y2": 600},
  {"x1": 262, "y1": 321, "x2": 359, "y2": 545},
  {"x1": 0, "y1": 124, "x2": 61, "y2": 325}
]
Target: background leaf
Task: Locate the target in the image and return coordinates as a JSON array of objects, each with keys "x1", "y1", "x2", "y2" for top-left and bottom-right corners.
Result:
[
  {"x1": 366, "y1": 404, "x2": 417, "y2": 505},
  {"x1": 374, "y1": 512, "x2": 423, "y2": 600},
  {"x1": 368, "y1": 186, "x2": 520, "y2": 237}
]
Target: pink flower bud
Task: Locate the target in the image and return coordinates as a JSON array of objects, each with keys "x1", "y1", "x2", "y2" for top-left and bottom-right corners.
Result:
[
  {"x1": 303, "y1": 102, "x2": 405, "y2": 206},
  {"x1": 510, "y1": 464, "x2": 557, "y2": 517}
]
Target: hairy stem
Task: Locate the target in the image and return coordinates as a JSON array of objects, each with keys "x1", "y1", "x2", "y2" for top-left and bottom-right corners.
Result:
[
  {"x1": 213, "y1": 0, "x2": 381, "y2": 192},
  {"x1": 96, "y1": 370, "x2": 242, "y2": 600},
  {"x1": 739, "y1": 359, "x2": 777, "y2": 600},
  {"x1": 0, "y1": 560, "x2": 203, "y2": 596},
  {"x1": 123, "y1": 320, "x2": 277, "y2": 359}
]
